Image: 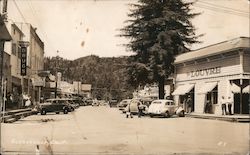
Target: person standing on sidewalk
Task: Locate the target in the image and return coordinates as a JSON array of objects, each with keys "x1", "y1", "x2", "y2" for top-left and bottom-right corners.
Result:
[
  {"x1": 227, "y1": 96, "x2": 233, "y2": 115},
  {"x1": 221, "y1": 96, "x2": 227, "y2": 115}
]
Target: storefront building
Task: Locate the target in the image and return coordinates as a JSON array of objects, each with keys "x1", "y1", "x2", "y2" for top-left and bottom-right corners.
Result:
[{"x1": 173, "y1": 37, "x2": 250, "y2": 115}]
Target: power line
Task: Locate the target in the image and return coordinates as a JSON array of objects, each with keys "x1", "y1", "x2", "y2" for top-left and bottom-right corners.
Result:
[
  {"x1": 26, "y1": 1, "x2": 57, "y2": 54},
  {"x1": 13, "y1": 0, "x2": 28, "y2": 24},
  {"x1": 194, "y1": 2, "x2": 249, "y2": 18},
  {"x1": 198, "y1": 0, "x2": 249, "y2": 14}
]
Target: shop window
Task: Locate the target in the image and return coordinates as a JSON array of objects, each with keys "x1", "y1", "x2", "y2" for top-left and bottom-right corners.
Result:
[
  {"x1": 207, "y1": 55, "x2": 222, "y2": 61},
  {"x1": 185, "y1": 61, "x2": 195, "y2": 66},
  {"x1": 223, "y1": 51, "x2": 238, "y2": 57},
  {"x1": 196, "y1": 58, "x2": 207, "y2": 63},
  {"x1": 12, "y1": 43, "x2": 17, "y2": 55},
  {"x1": 17, "y1": 46, "x2": 21, "y2": 59},
  {"x1": 206, "y1": 86, "x2": 218, "y2": 104}
]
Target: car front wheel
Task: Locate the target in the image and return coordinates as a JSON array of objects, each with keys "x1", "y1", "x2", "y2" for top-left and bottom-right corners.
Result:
[
  {"x1": 41, "y1": 109, "x2": 46, "y2": 115},
  {"x1": 179, "y1": 110, "x2": 185, "y2": 117},
  {"x1": 164, "y1": 111, "x2": 170, "y2": 118},
  {"x1": 63, "y1": 108, "x2": 68, "y2": 114}
]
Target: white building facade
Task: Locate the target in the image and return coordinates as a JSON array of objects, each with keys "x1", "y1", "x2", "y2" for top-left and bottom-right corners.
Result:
[{"x1": 173, "y1": 37, "x2": 250, "y2": 115}]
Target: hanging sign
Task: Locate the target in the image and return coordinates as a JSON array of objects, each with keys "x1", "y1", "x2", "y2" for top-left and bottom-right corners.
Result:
[{"x1": 20, "y1": 46, "x2": 27, "y2": 76}]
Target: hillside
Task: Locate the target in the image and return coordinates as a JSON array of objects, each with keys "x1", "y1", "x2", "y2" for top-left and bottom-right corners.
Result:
[{"x1": 44, "y1": 55, "x2": 134, "y2": 100}]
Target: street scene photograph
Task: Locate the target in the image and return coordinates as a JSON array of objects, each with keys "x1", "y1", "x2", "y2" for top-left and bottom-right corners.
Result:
[{"x1": 0, "y1": 0, "x2": 249, "y2": 155}]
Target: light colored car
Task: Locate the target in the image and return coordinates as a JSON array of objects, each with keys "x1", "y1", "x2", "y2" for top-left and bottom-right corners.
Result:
[
  {"x1": 125, "y1": 99, "x2": 148, "y2": 115},
  {"x1": 99, "y1": 100, "x2": 108, "y2": 106},
  {"x1": 148, "y1": 99, "x2": 184, "y2": 118},
  {"x1": 92, "y1": 100, "x2": 100, "y2": 106},
  {"x1": 117, "y1": 99, "x2": 132, "y2": 113}
]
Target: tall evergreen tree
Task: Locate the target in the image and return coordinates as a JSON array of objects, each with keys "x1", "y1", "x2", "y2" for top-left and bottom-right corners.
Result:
[{"x1": 120, "y1": 0, "x2": 201, "y2": 99}]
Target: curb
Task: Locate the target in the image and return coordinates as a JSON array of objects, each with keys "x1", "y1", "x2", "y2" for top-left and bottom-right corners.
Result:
[
  {"x1": 187, "y1": 114, "x2": 250, "y2": 123},
  {"x1": 1, "y1": 108, "x2": 34, "y2": 123}
]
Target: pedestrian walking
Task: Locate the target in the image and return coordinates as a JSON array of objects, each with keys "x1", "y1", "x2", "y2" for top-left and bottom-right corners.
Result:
[
  {"x1": 221, "y1": 96, "x2": 227, "y2": 115},
  {"x1": 227, "y1": 96, "x2": 233, "y2": 115},
  {"x1": 138, "y1": 102, "x2": 143, "y2": 118},
  {"x1": 126, "y1": 104, "x2": 133, "y2": 118}
]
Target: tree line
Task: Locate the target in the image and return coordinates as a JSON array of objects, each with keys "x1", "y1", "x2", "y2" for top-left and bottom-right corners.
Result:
[{"x1": 44, "y1": 55, "x2": 134, "y2": 100}]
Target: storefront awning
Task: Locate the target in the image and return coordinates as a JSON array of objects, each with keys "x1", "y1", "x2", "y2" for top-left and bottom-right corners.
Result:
[
  {"x1": 198, "y1": 82, "x2": 218, "y2": 94},
  {"x1": 231, "y1": 83, "x2": 250, "y2": 94},
  {"x1": 172, "y1": 84, "x2": 194, "y2": 95}
]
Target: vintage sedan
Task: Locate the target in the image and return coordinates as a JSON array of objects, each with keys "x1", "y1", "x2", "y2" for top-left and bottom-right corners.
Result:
[
  {"x1": 125, "y1": 99, "x2": 148, "y2": 115},
  {"x1": 148, "y1": 99, "x2": 185, "y2": 118},
  {"x1": 46, "y1": 98, "x2": 75, "y2": 112},
  {"x1": 117, "y1": 99, "x2": 132, "y2": 113},
  {"x1": 35, "y1": 101, "x2": 71, "y2": 115}
]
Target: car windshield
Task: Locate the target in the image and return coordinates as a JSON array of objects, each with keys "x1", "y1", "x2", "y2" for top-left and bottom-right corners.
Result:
[
  {"x1": 165, "y1": 102, "x2": 174, "y2": 105},
  {"x1": 122, "y1": 100, "x2": 129, "y2": 104}
]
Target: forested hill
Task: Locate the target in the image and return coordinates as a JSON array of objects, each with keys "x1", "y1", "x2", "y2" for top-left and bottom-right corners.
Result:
[{"x1": 44, "y1": 55, "x2": 134, "y2": 100}]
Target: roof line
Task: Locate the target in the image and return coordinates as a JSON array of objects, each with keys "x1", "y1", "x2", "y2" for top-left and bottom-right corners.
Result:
[{"x1": 193, "y1": 36, "x2": 249, "y2": 51}]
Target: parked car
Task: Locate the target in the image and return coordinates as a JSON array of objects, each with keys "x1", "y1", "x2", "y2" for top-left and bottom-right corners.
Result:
[
  {"x1": 148, "y1": 99, "x2": 185, "y2": 118},
  {"x1": 35, "y1": 100, "x2": 71, "y2": 115},
  {"x1": 117, "y1": 99, "x2": 132, "y2": 113},
  {"x1": 46, "y1": 98, "x2": 75, "y2": 112},
  {"x1": 85, "y1": 98, "x2": 94, "y2": 106},
  {"x1": 98, "y1": 100, "x2": 108, "y2": 106},
  {"x1": 67, "y1": 98, "x2": 80, "y2": 109},
  {"x1": 72, "y1": 98, "x2": 85, "y2": 106},
  {"x1": 109, "y1": 99, "x2": 118, "y2": 107},
  {"x1": 92, "y1": 100, "x2": 100, "y2": 106},
  {"x1": 125, "y1": 99, "x2": 148, "y2": 115}
]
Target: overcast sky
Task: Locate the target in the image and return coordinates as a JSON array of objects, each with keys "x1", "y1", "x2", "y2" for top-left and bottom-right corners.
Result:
[{"x1": 7, "y1": 0, "x2": 250, "y2": 60}]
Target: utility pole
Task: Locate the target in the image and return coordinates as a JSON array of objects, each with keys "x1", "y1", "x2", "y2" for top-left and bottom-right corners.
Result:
[
  {"x1": 0, "y1": 0, "x2": 11, "y2": 153},
  {"x1": 55, "y1": 50, "x2": 59, "y2": 98},
  {"x1": 0, "y1": 0, "x2": 11, "y2": 116}
]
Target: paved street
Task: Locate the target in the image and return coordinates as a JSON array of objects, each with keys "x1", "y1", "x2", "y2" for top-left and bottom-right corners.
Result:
[{"x1": 1, "y1": 106, "x2": 249, "y2": 155}]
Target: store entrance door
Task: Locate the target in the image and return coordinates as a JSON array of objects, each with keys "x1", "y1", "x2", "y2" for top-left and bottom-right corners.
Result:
[
  {"x1": 189, "y1": 88, "x2": 195, "y2": 112},
  {"x1": 234, "y1": 93, "x2": 249, "y2": 114}
]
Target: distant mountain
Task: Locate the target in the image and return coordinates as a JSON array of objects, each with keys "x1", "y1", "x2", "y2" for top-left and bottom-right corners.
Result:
[{"x1": 44, "y1": 55, "x2": 134, "y2": 100}]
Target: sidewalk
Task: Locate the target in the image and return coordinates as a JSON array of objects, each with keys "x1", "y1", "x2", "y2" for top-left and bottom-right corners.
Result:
[
  {"x1": 187, "y1": 112, "x2": 250, "y2": 122},
  {"x1": 1, "y1": 108, "x2": 34, "y2": 123}
]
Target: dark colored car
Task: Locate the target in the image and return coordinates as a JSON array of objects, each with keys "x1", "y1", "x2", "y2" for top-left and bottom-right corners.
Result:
[
  {"x1": 68, "y1": 98, "x2": 80, "y2": 109},
  {"x1": 117, "y1": 99, "x2": 132, "y2": 113},
  {"x1": 109, "y1": 99, "x2": 118, "y2": 107},
  {"x1": 35, "y1": 100, "x2": 71, "y2": 115},
  {"x1": 74, "y1": 98, "x2": 83, "y2": 107},
  {"x1": 74, "y1": 98, "x2": 87, "y2": 106},
  {"x1": 46, "y1": 98, "x2": 75, "y2": 112},
  {"x1": 85, "y1": 98, "x2": 94, "y2": 106}
]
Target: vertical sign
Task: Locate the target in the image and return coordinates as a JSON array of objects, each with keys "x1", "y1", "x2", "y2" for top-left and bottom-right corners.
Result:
[{"x1": 20, "y1": 46, "x2": 27, "y2": 76}]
